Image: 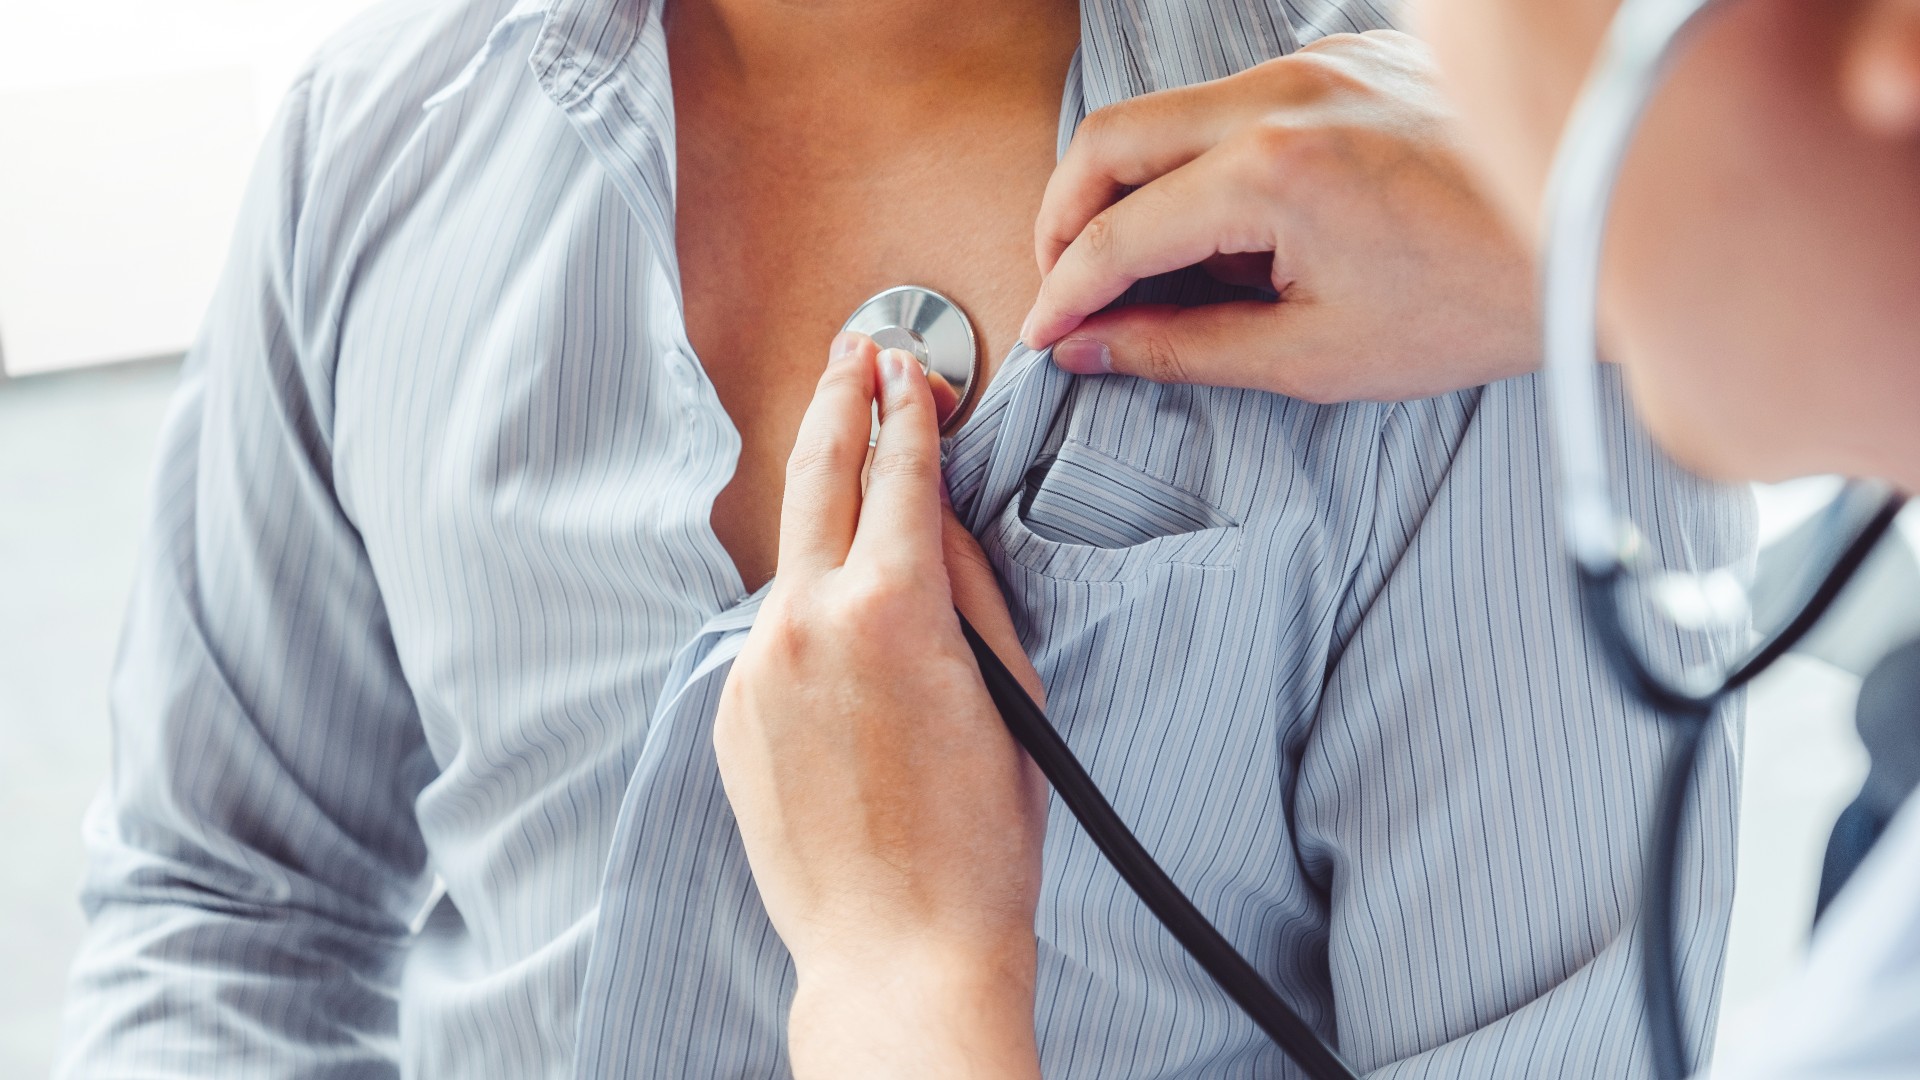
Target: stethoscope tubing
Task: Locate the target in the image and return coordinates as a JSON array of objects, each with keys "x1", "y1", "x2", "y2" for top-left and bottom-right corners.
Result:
[
  {"x1": 958, "y1": 612, "x2": 1361, "y2": 1080},
  {"x1": 1579, "y1": 496, "x2": 1904, "y2": 1079},
  {"x1": 966, "y1": 497, "x2": 1898, "y2": 1080},
  {"x1": 950, "y1": 2, "x2": 1908, "y2": 1071},
  {"x1": 1538, "y1": 0, "x2": 1910, "y2": 1071}
]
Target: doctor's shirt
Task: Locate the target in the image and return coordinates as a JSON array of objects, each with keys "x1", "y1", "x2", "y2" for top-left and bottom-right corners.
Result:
[{"x1": 56, "y1": 0, "x2": 1754, "y2": 1076}]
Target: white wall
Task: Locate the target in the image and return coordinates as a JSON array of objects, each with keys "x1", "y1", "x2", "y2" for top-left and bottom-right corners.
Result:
[{"x1": 0, "y1": 0, "x2": 380, "y2": 375}]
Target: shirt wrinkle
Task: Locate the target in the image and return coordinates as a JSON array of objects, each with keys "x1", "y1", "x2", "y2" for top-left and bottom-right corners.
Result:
[{"x1": 57, "y1": 0, "x2": 1754, "y2": 1077}]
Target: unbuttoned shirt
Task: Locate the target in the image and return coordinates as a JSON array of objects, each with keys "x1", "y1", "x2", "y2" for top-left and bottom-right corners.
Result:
[{"x1": 56, "y1": 0, "x2": 1756, "y2": 1076}]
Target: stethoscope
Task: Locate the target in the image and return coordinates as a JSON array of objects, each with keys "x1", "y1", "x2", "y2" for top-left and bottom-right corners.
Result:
[
  {"x1": 843, "y1": 285, "x2": 1361, "y2": 1075},
  {"x1": 843, "y1": 3, "x2": 1905, "y2": 1073},
  {"x1": 842, "y1": 285, "x2": 982, "y2": 437},
  {"x1": 1541, "y1": 0, "x2": 1904, "y2": 1076}
]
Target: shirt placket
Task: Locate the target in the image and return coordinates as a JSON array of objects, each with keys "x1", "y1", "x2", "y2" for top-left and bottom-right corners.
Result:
[
  {"x1": 548, "y1": 1, "x2": 1307, "y2": 1073},
  {"x1": 530, "y1": 0, "x2": 748, "y2": 613}
]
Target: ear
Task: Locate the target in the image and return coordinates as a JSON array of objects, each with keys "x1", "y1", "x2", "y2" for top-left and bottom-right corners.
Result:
[{"x1": 1843, "y1": 0, "x2": 1920, "y2": 136}]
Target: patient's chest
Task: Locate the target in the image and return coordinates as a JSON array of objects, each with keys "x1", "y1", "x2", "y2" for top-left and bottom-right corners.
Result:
[
  {"x1": 327, "y1": 87, "x2": 1385, "y2": 1068},
  {"x1": 672, "y1": 70, "x2": 1065, "y2": 589}
]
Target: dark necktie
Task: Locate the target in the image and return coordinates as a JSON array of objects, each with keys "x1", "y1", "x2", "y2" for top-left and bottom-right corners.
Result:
[{"x1": 1814, "y1": 637, "x2": 1920, "y2": 923}]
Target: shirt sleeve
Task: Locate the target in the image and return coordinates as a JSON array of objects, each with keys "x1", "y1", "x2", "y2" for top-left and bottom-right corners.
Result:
[
  {"x1": 55, "y1": 70, "x2": 435, "y2": 1079},
  {"x1": 1293, "y1": 374, "x2": 1754, "y2": 1076}
]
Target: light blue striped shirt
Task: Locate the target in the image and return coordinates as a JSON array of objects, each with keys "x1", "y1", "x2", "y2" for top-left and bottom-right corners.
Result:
[{"x1": 57, "y1": 0, "x2": 1754, "y2": 1076}]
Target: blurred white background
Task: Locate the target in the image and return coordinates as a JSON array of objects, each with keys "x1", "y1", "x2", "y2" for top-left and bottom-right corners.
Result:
[
  {"x1": 0, "y1": 0, "x2": 383, "y2": 1071},
  {"x1": 0, "y1": 1, "x2": 1916, "y2": 1076},
  {"x1": 0, "y1": 0, "x2": 379, "y2": 375}
]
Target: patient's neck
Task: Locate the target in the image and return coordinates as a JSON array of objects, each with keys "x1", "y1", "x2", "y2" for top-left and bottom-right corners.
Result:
[
  {"x1": 669, "y1": 0, "x2": 1078, "y2": 99},
  {"x1": 668, "y1": 0, "x2": 1077, "y2": 591}
]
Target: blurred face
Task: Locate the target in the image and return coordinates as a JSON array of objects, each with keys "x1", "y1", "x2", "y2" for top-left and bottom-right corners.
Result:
[{"x1": 1412, "y1": 0, "x2": 1920, "y2": 489}]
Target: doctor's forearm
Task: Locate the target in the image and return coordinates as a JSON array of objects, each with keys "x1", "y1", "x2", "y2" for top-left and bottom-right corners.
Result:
[{"x1": 787, "y1": 946, "x2": 1043, "y2": 1080}]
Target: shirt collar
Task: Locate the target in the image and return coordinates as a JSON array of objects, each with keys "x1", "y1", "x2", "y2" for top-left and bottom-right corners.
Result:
[
  {"x1": 430, "y1": 0, "x2": 1299, "y2": 114},
  {"x1": 422, "y1": 0, "x2": 554, "y2": 110},
  {"x1": 421, "y1": 0, "x2": 1300, "y2": 529},
  {"x1": 1077, "y1": 0, "x2": 1299, "y2": 111}
]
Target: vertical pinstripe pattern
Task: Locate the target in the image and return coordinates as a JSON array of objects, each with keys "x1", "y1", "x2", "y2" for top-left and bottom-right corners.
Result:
[{"x1": 56, "y1": 0, "x2": 1753, "y2": 1077}]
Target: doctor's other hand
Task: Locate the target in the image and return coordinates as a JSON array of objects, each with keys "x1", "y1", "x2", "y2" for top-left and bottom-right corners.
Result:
[
  {"x1": 1022, "y1": 29, "x2": 1538, "y2": 404},
  {"x1": 714, "y1": 333, "x2": 1048, "y2": 1080}
]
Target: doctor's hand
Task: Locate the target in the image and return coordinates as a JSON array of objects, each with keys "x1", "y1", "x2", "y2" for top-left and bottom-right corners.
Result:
[
  {"x1": 1022, "y1": 30, "x2": 1538, "y2": 404},
  {"x1": 715, "y1": 333, "x2": 1047, "y2": 1080}
]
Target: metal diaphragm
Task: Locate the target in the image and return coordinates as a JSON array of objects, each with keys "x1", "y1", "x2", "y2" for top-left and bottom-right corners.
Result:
[{"x1": 840, "y1": 285, "x2": 980, "y2": 436}]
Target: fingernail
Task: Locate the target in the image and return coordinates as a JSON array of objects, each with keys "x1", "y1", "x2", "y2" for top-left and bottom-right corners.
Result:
[
  {"x1": 830, "y1": 330, "x2": 865, "y2": 362},
  {"x1": 938, "y1": 476, "x2": 953, "y2": 509},
  {"x1": 879, "y1": 348, "x2": 921, "y2": 396},
  {"x1": 1052, "y1": 337, "x2": 1111, "y2": 375},
  {"x1": 1019, "y1": 308, "x2": 1038, "y2": 346}
]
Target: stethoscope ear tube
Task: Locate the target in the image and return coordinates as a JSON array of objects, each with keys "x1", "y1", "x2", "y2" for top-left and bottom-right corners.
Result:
[
  {"x1": 1576, "y1": 565, "x2": 1715, "y2": 1080},
  {"x1": 1577, "y1": 495, "x2": 1902, "y2": 1080},
  {"x1": 956, "y1": 613, "x2": 1360, "y2": 1080},
  {"x1": 1721, "y1": 496, "x2": 1906, "y2": 692}
]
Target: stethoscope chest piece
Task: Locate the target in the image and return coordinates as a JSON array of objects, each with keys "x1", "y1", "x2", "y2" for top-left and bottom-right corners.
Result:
[{"x1": 841, "y1": 285, "x2": 980, "y2": 435}]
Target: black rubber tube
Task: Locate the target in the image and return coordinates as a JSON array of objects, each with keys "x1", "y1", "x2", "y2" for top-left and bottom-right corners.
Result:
[
  {"x1": 1577, "y1": 490, "x2": 1903, "y2": 1080},
  {"x1": 1644, "y1": 715, "x2": 1706, "y2": 1080},
  {"x1": 957, "y1": 615, "x2": 1359, "y2": 1080},
  {"x1": 953, "y1": 494, "x2": 1901, "y2": 1080},
  {"x1": 1726, "y1": 497, "x2": 1906, "y2": 691}
]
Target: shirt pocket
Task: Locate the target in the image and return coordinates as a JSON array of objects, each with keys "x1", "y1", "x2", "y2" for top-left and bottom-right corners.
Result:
[{"x1": 991, "y1": 438, "x2": 1242, "y2": 582}]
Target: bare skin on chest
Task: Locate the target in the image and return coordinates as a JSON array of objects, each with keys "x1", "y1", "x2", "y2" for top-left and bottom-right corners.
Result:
[{"x1": 669, "y1": 0, "x2": 1079, "y2": 591}]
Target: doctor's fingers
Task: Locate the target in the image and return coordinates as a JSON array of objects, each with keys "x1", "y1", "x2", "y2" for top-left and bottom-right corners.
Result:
[
  {"x1": 778, "y1": 333, "x2": 881, "y2": 576},
  {"x1": 1030, "y1": 32, "x2": 1423, "y2": 276},
  {"x1": 1033, "y1": 81, "x2": 1255, "y2": 275},
  {"x1": 1041, "y1": 299, "x2": 1384, "y2": 402},
  {"x1": 847, "y1": 348, "x2": 946, "y2": 577},
  {"x1": 1047, "y1": 294, "x2": 1515, "y2": 404},
  {"x1": 1021, "y1": 142, "x2": 1277, "y2": 351}
]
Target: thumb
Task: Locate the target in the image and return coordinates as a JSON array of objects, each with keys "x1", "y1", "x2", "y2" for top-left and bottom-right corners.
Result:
[
  {"x1": 1048, "y1": 300, "x2": 1299, "y2": 393},
  {"x1": 940, "y1": 509, "x2": 1045, "y2": 708}
]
